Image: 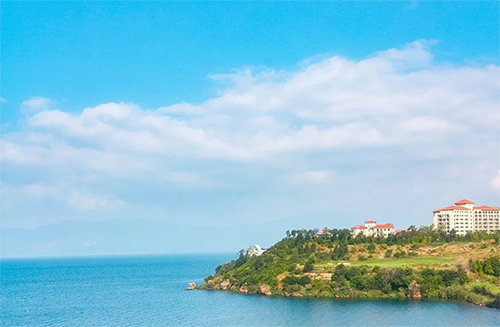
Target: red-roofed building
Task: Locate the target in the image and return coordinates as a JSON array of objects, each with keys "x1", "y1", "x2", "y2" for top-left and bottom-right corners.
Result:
[
  {"x1": 455, "y1": 199, "x2": 475, "y2": 205},
  {"x1": 433, "y1": 199, "x2": 499, "y2": 235},
  {"x1": 352, "y1": 221, "x2": 394, "y2": 238}
]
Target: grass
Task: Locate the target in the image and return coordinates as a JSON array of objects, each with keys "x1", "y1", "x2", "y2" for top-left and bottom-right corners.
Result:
[{"x1": 315, "y1": 256, "x2": 456, "y2": 268}]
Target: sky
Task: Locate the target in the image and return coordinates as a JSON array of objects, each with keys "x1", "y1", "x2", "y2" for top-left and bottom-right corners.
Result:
[{"x1": 1, "y1": 2, "x2": 499, "y2": 256}]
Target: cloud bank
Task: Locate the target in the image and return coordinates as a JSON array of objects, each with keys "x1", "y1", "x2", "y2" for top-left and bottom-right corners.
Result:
[{"x1": 1, "y1": 40, "x2": 499, "y2": 228}]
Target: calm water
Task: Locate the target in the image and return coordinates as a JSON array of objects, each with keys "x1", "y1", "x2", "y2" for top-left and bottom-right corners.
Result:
[{"x1": 1, "y1": 254, "x2": 499, "y2": 327}]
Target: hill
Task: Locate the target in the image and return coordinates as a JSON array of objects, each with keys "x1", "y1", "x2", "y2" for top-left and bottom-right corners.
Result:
[{"x1": 197, "y1": 228, "x2": 500, "y2": 308}]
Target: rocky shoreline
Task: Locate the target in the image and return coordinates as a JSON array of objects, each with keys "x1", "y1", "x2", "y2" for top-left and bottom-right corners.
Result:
[
  {"x1": 197, "y1": 277, "x2": 421, "y2": 299},
  {"x1": 195, "y1": 276, "x2": 499, "y2": 308},
  {"x1": 197, "y1": 284, "x2": 500, "y2": 309}
]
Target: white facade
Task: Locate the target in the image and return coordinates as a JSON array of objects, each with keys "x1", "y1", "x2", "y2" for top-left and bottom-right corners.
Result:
[
  {"x1": 247, "y1": 244, "x2": 264, "y2": 257},
  {"x1": 352, "y1": 220, "x2": 394, "y2": 238},
  {"x1": 433, "y1": 199, "x2": 500, "y2": 235}
]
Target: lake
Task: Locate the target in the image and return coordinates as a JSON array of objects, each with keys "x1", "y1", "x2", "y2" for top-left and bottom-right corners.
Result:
[{"x1": 1, "y1": 254, "x2": 498, "y2": 326}]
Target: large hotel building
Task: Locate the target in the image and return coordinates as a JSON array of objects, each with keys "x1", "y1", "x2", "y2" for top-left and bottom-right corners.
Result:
[{"x1": 433, "y1": 199, "x2": 499, "y2": 235}]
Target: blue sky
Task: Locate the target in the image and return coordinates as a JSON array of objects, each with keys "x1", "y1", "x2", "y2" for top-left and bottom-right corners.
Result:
[{"x1": 1, "y1": 2, "x2": 499, "y2": 256}]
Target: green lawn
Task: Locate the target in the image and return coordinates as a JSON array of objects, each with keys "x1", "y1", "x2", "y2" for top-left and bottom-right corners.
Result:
[{"x1": 315, "y1": 256, "x2": 456, "y2": 268}]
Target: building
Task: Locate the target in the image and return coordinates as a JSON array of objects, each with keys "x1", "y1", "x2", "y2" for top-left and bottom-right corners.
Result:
[
  {"x1": 432, "y1": 199, "x2": 500, "y2": 235},
  {"x1": 247, "y1": 244, "x2": 265, "y2": 257},
  {"x1": 351, "y1": 220, "x2": 394, "y2": 238}
]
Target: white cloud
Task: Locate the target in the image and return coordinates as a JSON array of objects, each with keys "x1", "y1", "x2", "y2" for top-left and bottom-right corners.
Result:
[
  {"x1": 4, "y1": 41, "x2": 497, "y2": 169},
  {"x1": 492, "y1": 170, "x2": 500, "y2": 190},
  {"x1": 1, "y1": 40, "x2": 499, "y2": 227},
  {"x1": 0, "y1": 97, "x2": 7, "y2": 103},
  {"x1": 2, "y1": 42, "x2": 497, "y2": 175},
  {"x1": 20, "y1": 97, "x2": 52, "y2": 114},
  {"x1": 67, "y1": 191, "x2": 123, "y2": 211}
]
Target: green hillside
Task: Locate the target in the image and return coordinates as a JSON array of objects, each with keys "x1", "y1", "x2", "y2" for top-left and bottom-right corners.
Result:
[{"x1": 198, "y1": 227, "x2": 500, "y2": 308}]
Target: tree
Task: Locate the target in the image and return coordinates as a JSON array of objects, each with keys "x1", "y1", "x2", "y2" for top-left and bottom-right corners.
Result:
[
  {"x1": 408, "y1": 225, "x2": 417, "y2": 231},
  {"x1": 331, "y1": 243, "x2": 349, "y2": 260},
  {"x1": 484, "y1": 260, "x2": 494, "y2": 275},
  {"x1": 303, "y1": 260, "x2": 314, "y2": 272},
  {"x1": 235, "y1": 249, "x2": 247, "y2": 268}
]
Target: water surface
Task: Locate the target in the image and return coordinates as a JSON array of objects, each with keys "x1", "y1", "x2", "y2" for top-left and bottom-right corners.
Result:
[{"x1": 1, "y1": 254, "x2": 498, "y2": 326}]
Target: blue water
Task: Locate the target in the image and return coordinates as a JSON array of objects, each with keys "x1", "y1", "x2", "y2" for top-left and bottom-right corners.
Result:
[{"x1": 1, "y1": 254, "x2": 499, "y2": 327}]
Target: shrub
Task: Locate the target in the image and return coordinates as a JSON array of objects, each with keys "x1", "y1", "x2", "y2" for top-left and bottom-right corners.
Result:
[
  {"x1": 367, "y1": 243, "x2": 376, "y2": 254},
  {"x1": 394, "y1": 251, "x2": 407, "y2": 259},
  {"x1": 410, "y1": 244, "x2": 420, "y2": 251},
  {"x1": 283, "y1": 275, "x2": 312, "y2": 287},
  {"x1": 438, "y1": 269, "x2": 458, "y2": 287},
  {"x1": 470, "y1": 257, "x2": 500, "y2": 277},
  {"x1": 299, "y1": 275, "x2": 312, "y2": 286},
  {"x1": 438, "y1": 285, "x2": 467, "y2": 300},
  {"x1": 358, "y1": 255, "x2": 367, "y2": 261},
  {"x1": 385, "y1": 249, "x2": 393, "y2": 258},
  {"x1": 285, "y1": 284, "x2": 301, "y2": 293},
  {"x1": 247, "y1": 285, "x2": 259, "y2": 293},
  {"x1": 408, "y1": 251, "x2": 418, "y2": 257},
  {"x1": 303, "y1": 260, "x2": 314, "y2": 272},
  {"x1": 287, "y1": 264, "x2": 297, "y2": 273}
]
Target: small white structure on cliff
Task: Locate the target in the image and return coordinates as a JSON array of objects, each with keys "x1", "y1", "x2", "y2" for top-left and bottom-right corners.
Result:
[{"x1": 247, "y1": 244, "x2": 265, "y2": 257}]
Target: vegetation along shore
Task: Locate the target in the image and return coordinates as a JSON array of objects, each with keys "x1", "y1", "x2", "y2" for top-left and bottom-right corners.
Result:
[{"x1": 197, "y1": 227, "x2": 500, "y2": 308}]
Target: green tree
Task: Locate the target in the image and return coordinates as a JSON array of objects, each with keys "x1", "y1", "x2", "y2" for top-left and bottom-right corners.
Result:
[
  {"x1": 484, "y1": 260, "x2": 494, "y2": 275},
  {"x1": 235, "y1": 249, "x2": 247, "y2": 268},
  {"x1": 331, "y1": 242, "x2": 349, "y2": 260},
  {"x1": 303, "y1": 259, "x2": 314, "y2": 272}
]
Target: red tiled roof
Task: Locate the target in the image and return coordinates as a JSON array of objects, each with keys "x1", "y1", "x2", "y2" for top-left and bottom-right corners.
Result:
[
  {"x1": 364, "y1": 220, "x2": 376, "y2": 223},
  {"x1": 395, "y1": 229, "x2": 410, "y2": 233},
  {"x1": 374, "y1": 223, "x2": 394, "y2": 229},
  {"x1": 454, "y1": 199, "x2": 475, "y2": 205},
  {"x1": 353, "y1": 223, "x2": 393, "y2": 229},
  {"x1": 474, "y1": 206, "x2": 500, "y2": 211},
  {"x1": 433, "y1": 205, "x2": 471, "y2": 213},
  {"x1": 316, "y1": 231, "x2": 332, "y2": 235}
]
